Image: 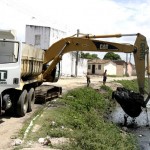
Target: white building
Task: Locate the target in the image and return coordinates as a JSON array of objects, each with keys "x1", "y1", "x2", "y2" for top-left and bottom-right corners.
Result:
[
  {"x1": 25, "y1": 25, "x2": 87, "y2": 77},
  {"x1": 62, "y1": 53, "x2": 87, "y2": 76}
]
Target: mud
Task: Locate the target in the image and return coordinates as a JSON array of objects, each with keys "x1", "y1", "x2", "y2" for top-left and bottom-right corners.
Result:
[{"x1": 110, "y1": 103, "x2": 150, "y2": 150}]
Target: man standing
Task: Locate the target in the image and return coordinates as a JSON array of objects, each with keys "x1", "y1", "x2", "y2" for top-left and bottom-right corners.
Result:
[
  {"x1": 103, "y1": 70, "x2": 107, "y2": 85},
  {"x1": 86, "y1": 72, "x2": 90, "y2": 87}
]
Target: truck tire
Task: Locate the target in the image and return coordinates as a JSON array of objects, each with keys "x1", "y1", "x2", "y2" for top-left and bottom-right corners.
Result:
[
  {"x1": 27, "y1": 88, "x2": 35, "y2": 112},
  {"x1": 17, "y1": 90, "x2": 28, "y2": 117}
]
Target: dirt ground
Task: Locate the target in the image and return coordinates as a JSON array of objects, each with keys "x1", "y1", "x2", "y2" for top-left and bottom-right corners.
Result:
[{"x1": 0, "y1": 75, "x2": 137, "y2": 150}]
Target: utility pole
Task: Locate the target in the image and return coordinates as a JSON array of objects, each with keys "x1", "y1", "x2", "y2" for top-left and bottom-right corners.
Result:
[
  {"x1": 75, "y1": 29, "x2": 79, "y2": 76},
  {"x1": 125, "y1": 53, "x2": 128, "y2": 76}
]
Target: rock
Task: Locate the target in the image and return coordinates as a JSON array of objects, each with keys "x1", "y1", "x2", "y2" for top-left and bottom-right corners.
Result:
[
  {"x1": 67, "y1": 96, "x2": 74, "y2": 99},
  {"x1": 43, "y1": 137, "x2": 52, "y2": 146},
  {"x1": 122, "y1": 126, "x2": 128, "y2": 132},
  {"x1": 38, "y1": 138, "x2": 45, "y2": 144},
  {"x1": 61, "y1": 126, "x2": 65, "y2": 129},
  {"x1": 51, "y1": 121, "x2": 56, "y2": 126},
  {"x1": 12, "y1": 138, "x2": 22, "y2": 146},
  {"x1": 138, "y1": 134, "x2": 144, "y2": 137}
]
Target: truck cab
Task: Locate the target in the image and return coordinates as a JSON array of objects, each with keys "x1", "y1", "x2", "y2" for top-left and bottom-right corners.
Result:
[{"x1": 0, "y1": 30, "x2": 21, "y2": 92}]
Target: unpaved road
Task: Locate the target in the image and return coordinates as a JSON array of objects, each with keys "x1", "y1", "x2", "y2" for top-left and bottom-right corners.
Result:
[{"x1": 0, "y1": 76, "x2": 137, "y2": 150}]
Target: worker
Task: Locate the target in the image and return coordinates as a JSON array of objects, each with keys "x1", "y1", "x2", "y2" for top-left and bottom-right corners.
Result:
[
  {"x1": 86, "y1": 72, "x2": 91, "y2": 87},
  {"x1": 103, "y1": 70, "x2": 107, "y2": 85}
]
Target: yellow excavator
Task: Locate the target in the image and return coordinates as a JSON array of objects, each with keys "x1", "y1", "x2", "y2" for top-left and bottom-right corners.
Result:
[{"x1": 42, "y1": 33, "x2": 150, "y2": 119}]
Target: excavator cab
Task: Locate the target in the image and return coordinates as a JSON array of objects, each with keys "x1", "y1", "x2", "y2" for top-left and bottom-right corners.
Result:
[
  {"x1": 43, "y1": 62, "x2": 60, "y2": 82},
  {"x1": 51, "y1": 62, "x2": 60, "y2": 82}
]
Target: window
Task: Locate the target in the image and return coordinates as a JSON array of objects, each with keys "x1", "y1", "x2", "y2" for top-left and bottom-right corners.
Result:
[
  {"x1": 88, "y1": 65, "x2": 91, "y2": 69},
  {"x1": 35, "y1": 35, "x2": 41, "y2": 45},
  {"x1": 98, "y1": 65, "x2": 101, "y2": 70},
  {"x1": 0, "y1": 41, "x2": 19, "y2": 63}
]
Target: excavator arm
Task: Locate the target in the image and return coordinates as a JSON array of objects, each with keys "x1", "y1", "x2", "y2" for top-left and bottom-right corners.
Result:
[{"x1": 43, "y1": 33, "x2": 149, "y2": 96}]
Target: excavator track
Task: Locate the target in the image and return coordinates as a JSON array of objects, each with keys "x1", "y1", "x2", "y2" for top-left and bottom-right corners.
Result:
[{"x1": 35, "y1": 85, "x2": 62, "y2": 104}]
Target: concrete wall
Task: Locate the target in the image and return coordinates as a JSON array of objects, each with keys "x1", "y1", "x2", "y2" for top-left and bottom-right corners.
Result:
[
  {"x1": 25, "y1": 25, "x2": 51, "y2": 50},
  {"x1": 104, "y1": 62, "x2": 116, "y2": 75},
  {"x1": 116, "y1": 64, "x2": 124, "y2": 76},
  {"x1": 49, "y1": 28, "x2": 65, "y2": 46},
  {"x1": 61, "y1": 53, "x2": 87, "y2": 77}
]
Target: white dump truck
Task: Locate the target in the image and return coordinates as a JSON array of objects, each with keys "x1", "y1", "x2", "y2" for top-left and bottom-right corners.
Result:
[{"x1": 0, "y1": 30, "x2": 61, "y2": 117}]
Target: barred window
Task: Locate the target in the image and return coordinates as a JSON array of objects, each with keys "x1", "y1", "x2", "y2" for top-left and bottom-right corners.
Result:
[
  {"x1": 98, "y1": 65, "x2": 101, "y2": 70},
  {"x1": 88, "y1": 65, "x2": 91, "y2": 69},
  {"x1": 35, "y1": 35, "x2": 41, "y2": 45}
]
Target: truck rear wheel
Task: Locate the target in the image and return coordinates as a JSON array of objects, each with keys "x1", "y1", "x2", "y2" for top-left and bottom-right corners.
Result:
[
  {"x1": 17, "y1": 90, "x2": 28, "y2": 117},
  {"x1": 27, "y1": 88, "x2": 35, "y2": 112}
]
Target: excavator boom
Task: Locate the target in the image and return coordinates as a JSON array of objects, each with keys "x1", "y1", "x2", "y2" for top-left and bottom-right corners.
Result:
[{"x1": 44, "y1": 37, "x2": 136, "y2": 63}]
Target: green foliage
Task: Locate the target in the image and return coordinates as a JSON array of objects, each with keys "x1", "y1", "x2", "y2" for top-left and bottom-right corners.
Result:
[
  {"x1": 116, "y1": 78, "x2": 149, "y2": 93},
  {"x1": 80, "y1": 52, "x2": 99, "y2": 59},
  {"x1": 100, "y1": 85, "x2": 113, "y2": 100},
  {"x1": 103, "y1": 52, "x2": 121, "y2": 60},
  {"x1": 116, "y1": 79, "x2": 139, "y2": 92}
]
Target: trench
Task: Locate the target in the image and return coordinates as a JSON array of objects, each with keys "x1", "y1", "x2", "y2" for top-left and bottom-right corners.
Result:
[{"x1": 109, "y1": 102, "x2": 150, "y2": 150}]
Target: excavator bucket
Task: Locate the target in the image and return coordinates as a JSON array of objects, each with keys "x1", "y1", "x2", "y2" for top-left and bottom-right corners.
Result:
[{"x1": 112, "y1": 87, "x2": 146, "y2": 118}]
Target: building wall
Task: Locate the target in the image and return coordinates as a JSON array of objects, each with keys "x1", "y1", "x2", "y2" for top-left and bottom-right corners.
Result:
[
  {"x1": 87, "y1": 62, "x2": 116, "y2": 75},
  {"x1": 87, "y1": 63, "x2": 104, "y2": 75},
  {"x1": 116, "y1": 64, "x2": 124, "y2": 76},
  {"x1": 49, "y1": 28, "x2": 65, "y2": 45},
  {"x1": 25, "y1": 25, "x2": 51, "y2": 50},
  {"x1": 127, "y1": 63, "x2": 133, "y2": 76},
  {"x1": 61, "y1": 53, "x2": 87, "y2": 77},
  {"x1": 104, "y1": 62, "x2": 116, "y2": 75},
  {"x1": 77, "y1": 58, "x2": 88, "y2": 76}
]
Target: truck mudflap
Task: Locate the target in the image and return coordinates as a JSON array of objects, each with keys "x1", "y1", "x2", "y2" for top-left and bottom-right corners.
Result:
[
  {"x1": 35, "y1": 85, "x2": 62, "y2": 104},
  {"x1": 112, "y1": 87, "x2": 146, "y2": 118}
]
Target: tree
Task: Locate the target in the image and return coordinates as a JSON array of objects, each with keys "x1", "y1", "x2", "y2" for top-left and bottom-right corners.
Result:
[
  {"x1": 103, "y1": 52, "x2": 121, "y2": 60},
  {"x1": 80, "y1": 52, "x2": 99, "y2": 59}
]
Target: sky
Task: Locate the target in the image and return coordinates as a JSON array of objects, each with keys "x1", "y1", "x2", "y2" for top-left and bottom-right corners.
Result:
[{"x1": 0, "y1": 0, "x2": 149, "y2": 62}]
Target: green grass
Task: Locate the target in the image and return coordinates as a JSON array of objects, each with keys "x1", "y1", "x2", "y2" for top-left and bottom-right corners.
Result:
[
  {"x1": 116, "y1": 79, "x2": 139, "y2": 92},
  {"x1": 20, "y1": 86, "x2": 138, "y2": 150},
  {"x1": 116, "y1": 78, "x2": 149, "y2": 92}
]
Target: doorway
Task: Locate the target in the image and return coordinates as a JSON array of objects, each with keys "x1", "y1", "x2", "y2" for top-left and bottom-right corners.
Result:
[{"x1": 92, "y1": 65, "x2": 95, "y2": 74}]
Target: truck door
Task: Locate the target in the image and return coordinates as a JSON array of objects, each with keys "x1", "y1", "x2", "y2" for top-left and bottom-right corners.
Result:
[{"x1": 0, "y1": 40, "x2": 21, "y2": 89}]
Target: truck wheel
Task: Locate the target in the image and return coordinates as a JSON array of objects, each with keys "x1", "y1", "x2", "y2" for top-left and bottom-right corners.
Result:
[
  {"x1": 27, "y1": 88, "x2": 35, "y2": 112},
  {"x1": 17, "y1": 90, "x2": 28, "y2": 117}
]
